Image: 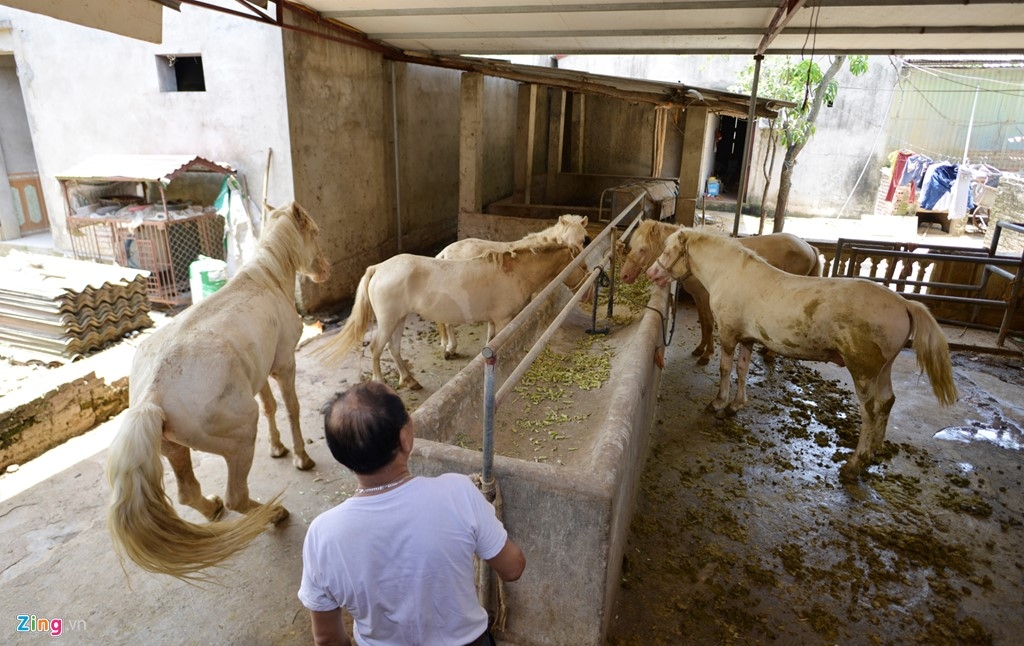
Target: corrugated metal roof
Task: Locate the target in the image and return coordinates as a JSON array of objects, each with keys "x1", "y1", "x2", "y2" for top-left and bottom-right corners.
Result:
[
  {"x1": 886, "y1": 62, "x2": 1024, "y2": 167},
  {"x1": 297, "y1": 0, "x2": 1024, "y2": 56},
  {"x1": 55, "y1": 154, "x2": 234, "y2": 184}
]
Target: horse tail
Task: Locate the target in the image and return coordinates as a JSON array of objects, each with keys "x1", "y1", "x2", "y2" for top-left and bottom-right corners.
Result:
[
  {"x1": 907, "y1": 301, "x2": 958, "y2": 406},
  {"x1": 808, "y1": 244, "x2": 824, "y2": 277},
  {"x1": 106, "y1": 400, "x2": 280, "y2": 581},
  {"x1": 316, "y1": 265, "x2": 377, "y2": 365}
]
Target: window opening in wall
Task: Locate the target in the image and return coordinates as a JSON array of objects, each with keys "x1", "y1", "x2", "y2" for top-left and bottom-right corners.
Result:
[{"x1": 157, "y1": 54, "x2": 205, "y2": 92}]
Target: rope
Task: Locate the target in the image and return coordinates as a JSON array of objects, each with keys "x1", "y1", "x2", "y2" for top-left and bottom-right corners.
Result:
[
  {"x1": 643, "y1": 281, "x2": 679, "y2": 347},
  {"x1": 470, "y1": 473, "x2": 509, "y2": 632}
]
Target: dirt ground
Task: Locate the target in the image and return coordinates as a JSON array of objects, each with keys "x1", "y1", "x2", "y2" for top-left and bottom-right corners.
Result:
[
  {"x1": 1, "y1": 280, "x2": 1022, "y2": 645},
  {"x1": 606, "y1": 301, "x2": 1024, "y2": 645}
]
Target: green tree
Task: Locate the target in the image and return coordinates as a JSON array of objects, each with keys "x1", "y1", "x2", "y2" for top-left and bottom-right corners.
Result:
[{"x1": 733, "y1": 55, "x2": 868, "y2": 233}]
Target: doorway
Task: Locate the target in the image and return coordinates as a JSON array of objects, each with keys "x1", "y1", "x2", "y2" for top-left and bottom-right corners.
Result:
[
  {"x1": 713, "y1": 115, "x2": 747, "y2": 198},
  {"x1": 0, "y1": 54, "x2": 48, "y2": 239}
]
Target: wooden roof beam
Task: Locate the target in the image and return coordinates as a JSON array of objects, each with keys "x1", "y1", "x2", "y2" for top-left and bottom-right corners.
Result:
[{"x1": 757, "y1": 0, "x2": 807, "y2": 55}]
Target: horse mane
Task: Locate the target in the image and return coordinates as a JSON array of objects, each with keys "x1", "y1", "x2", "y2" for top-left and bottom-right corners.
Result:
[
  {"x1": 506, "y1": 237, "x2": 572, "y2": 256},
  {"x1": 643, "y1": 220, "x2": 681, "y2": 249},
  {"x1": 521, "y1": 214, "x2": 585, "y2": 246},
  {"x1": 686, "y1": 228, "x2": 767, "y2": 266},
  {"x1": 244, "y1": 203, "x2": 311, "y2": 291},
  {"x1": 478, "y1": 238, "x2": 570, "y2": 267}
]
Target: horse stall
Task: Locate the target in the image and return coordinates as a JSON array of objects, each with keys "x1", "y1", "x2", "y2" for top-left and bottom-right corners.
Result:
[{"x1": 385, "y1": 208, "x2": 670, "y2": 645}]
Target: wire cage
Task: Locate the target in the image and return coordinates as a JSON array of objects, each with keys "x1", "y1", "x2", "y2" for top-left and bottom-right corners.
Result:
[{"x1": 69, "y1": 212, "x2": 225, "y2": 305}]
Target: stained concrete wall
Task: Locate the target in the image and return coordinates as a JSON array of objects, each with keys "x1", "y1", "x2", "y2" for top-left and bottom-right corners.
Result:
[
  {"x1": 281, "y1": 10, "x2": 466, "y2": 311},
  {"x1": 0, "y1": 3, "x2": 294, "y2": 251}
]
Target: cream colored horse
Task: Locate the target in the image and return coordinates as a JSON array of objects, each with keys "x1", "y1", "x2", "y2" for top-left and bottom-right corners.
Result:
[
  {"x1": 317, "y1": 239, "x2": 587, "y2": 390},
  {"x1": 620, "y1": 219, "x2": 821, "y2": 364},
  {"x1": 106, "y1": 202, "x2": 329, "y2": 580},
  {"x1": 434, "y1": 214, "x2": 589, "y2": 358},
  {"x1": 647, "y1": 228, "x2": 957, "y2": 482}
]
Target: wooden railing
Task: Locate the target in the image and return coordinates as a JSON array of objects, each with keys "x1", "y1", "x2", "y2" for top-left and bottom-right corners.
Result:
[{"x1": 809, "y1": 221, "x2": 1024, "y2": 346}]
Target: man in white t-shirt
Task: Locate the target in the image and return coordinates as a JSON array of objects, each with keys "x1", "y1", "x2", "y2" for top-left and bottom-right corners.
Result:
[{"x1": 298, "y1": 382, "x2": 526, "y2": 646}]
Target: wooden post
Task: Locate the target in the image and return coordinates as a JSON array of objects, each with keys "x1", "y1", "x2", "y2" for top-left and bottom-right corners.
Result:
[
  {"x1": 513, "y1": 83, "x2": 538, "y2": 205},
  {"x1": 677, "y1": 106, "x2": 709, "y2": 227},
  {"x1": 547, "y1": 88, "x2": 567, "y2": 203}
]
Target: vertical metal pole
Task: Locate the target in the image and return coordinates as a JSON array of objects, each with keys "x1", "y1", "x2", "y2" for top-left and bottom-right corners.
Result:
[
  {"x1": 733, "y1": 54, "x2": 764, "y2": 238},
  {"x1": 606, "y1": 227, "x2": 616, "y2": 319},
  {"x1": 481, "y1": 349, "x2": 497, "y2": 485},
  {"x1": 478, "y1": 348, "x2": 497, "y2": 613},
  {"x1": 391, "y1": 63, "x2": 403, "y2": 253},
  {"x1": 962, "y1": 85, "x2": 979, "y2": 165}
]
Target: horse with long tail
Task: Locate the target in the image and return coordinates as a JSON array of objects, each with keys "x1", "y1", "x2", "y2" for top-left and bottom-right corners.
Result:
[
  {"x1": 106, "y1": 201, "x2": 329, "y2": 580},
  {"x1": 316, "y1": 238, "x2": 588, "y2": 390},
  {"x1": 646, "y1": 227, "x2": 957, "y2": 482}
]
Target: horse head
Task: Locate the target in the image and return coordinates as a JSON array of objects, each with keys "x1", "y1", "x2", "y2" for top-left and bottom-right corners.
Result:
[
  {"x1": 621, "y1": 219, "x2": 668, "y2": 284},
  {"x1": 283, "y1": 202, "x2": 330, "y2": 283},
  {"x1": 555, "y1": 214, "x2": 589, "y2": 253},
  {"x1": 647, "y1": 228, "x2": 690, "y2": 287}
]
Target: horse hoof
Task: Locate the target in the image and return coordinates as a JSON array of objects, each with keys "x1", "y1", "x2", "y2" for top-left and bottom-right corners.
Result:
[
  {"x1": 715, "y1": 407, "x2": 738, "y2": 419},
  {"x1": 443, "y1": 351, "x2": 456, "y2": 360},
  {"x1": 294, "y1": 454, "x2": 315, "y2": 471},
  {"x1": 270, "y1": 506, "x2": 290, "y2": 525},
  {"x1": 839, "y1": 462, "x2": 862, "y2": 484},
  {"x1": 270, "y1": 444, "x2": 289, "y2": 459},
  {"x1": 696, "y1": 355, "x2": 711, "y2": 366},
  {"x1": 403, "y1": 379, "x2": 423, "y2": 391},
  {"x1": 705, "y1": 401, "x2": 724, "y2": 414},
  {"x1": 691, "y1": 347, "x2": 704, "y2": 357},
  {"x1": 205, "y1": 496, "x2": 225, "y2": 521}
]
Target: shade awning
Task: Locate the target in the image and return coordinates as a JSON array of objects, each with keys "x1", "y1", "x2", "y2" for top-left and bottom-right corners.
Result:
[{"x1": 55, "y1": 154, "x2": 234, "y2": 185}]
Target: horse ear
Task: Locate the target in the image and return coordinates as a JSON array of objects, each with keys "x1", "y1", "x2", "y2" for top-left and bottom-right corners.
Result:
[
  {"x1": 580, "y1": 216, "x2": 588, "y2": 226},
  {"x1": 292, "y1": 202, "x2": 315, "y2": 231}
]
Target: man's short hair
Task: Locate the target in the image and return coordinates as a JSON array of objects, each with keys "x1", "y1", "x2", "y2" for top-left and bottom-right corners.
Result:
[{"x1": 322, "y1": 382, "x2": 410, "y2": 474}]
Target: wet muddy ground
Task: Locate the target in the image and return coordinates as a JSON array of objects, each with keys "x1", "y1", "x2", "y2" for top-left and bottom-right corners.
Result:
[{"x1": 606, "y1": 300, "x2": 1024, "y2": 645}]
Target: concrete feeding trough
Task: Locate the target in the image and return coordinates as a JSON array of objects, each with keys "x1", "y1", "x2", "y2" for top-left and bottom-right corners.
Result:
[{"x1": 401, "y1": 219, "x2": 670, "y2": 645}]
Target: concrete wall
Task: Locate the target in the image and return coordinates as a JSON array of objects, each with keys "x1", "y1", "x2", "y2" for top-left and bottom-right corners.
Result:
[
  {"x1": 552, "y1": 54, "x2": 900, "y2": 219},
  {"x1": 481, "y1": 76, "x2": 519, "y2": 208},
  {"x1": 281, "y1": 10, "x2": 466, "y2": 311},
  {"x1": 583, "y1": 94, "x2": 655, "y2": 178},
  {"x1": 0, "y1": 3, "x2": 294, "y2": 250},
  {"x1": 0, "y1": 54, "x2": 33, "y2": 172}
]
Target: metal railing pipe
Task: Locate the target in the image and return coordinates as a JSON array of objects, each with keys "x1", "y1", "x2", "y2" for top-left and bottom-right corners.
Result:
[{"x1": 494, "y1": 261, "x2": 608, "y2": 409}]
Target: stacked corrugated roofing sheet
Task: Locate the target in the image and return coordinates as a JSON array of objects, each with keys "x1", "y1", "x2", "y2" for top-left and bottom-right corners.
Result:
[{"x1": 0, "y1": 251, "x2": 152, "y2": 359}]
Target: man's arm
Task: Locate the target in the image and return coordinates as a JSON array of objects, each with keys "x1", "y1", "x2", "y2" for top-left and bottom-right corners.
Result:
[
  {"x1": 486, "y1": 538, "x2": 526, "y2": 582},
  {"x1": 309, "y1": 609, "x2": 351, "y2": 646}
]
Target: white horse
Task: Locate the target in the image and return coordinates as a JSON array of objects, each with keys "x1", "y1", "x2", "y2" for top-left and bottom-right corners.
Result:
[
  {"x1": 647, "y1": 227, "x2": 957, "y2": 482},
  {"x1": 434, "y1": 214, "x2": 590, "y2": 358},
  {"x1": 620, "y1": 219, "x2": 822, "y2": 364},
  {"x1": 106, "y1": 202, "x2": 329, "y2": 580},
  {"x1": 317, "y1": 239, "x2": 588, "y2": 390}
]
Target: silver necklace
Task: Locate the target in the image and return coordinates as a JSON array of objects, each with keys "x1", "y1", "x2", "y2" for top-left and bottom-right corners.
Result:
[{"x1": 354, "y1": 474, "x2": 413, "y2": 496}]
